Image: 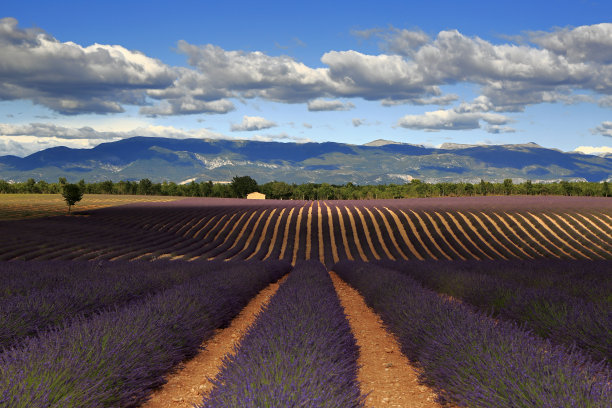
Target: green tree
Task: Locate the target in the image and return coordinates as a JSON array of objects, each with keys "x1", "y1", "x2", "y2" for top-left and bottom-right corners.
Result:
[
  {"x1": 479, "y1": 179, "x2": 487, "y2": 196},
  {"x1": 503, "y1": 178, "x2": 514, "y2": 195},
  {"x1": 100, "y1": 180, "x2": 114, "y2": 194},
  {"x1": 230, "y1": 175, "x2": 258, "y2": 198},
  {"x1": 0, "y1": 179, "x2": 11, "y2": 193},
  {"x1": 25, "y1": 178, "x2": 38, "y2": 193},
  {"x1": 62, "y1": 184, "x2": 83, "y2": 213},
  {"x1": 560, "y1": 180, "x2": 573, "y2": 196},
  {"x1": 464, "y1": 183, "x2": 474, "y2": 196},
  {"x1": 525, "y1": 180, "x2": 534, "y2": 195},
  {"x1": 77, "y1": 179, "x2": 86, "y2": 192},
  {"x1": 200, "y1": 181, "x2": 214, "y2": 197},
  {"x1": 138, "y1": 179, "x2": 153, "y2": 195}
]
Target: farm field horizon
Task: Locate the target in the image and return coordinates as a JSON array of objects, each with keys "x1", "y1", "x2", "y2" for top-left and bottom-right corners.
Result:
[
  {"x1": 0, "y1": 195, "x2": 610, "y2": 264},
  {"x1": 1, "y1": 195, "x2": 610, "y2": 407}
]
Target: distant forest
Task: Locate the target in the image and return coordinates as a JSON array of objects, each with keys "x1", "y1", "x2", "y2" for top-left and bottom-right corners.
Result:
[{"x1": 1, "y1": 176, "x2": 610, "y2": 199}]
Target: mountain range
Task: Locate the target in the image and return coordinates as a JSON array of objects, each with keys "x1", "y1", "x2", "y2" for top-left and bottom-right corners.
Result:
[{"x1": 0, "y1": 137, "x2": 610, "y2": 184}]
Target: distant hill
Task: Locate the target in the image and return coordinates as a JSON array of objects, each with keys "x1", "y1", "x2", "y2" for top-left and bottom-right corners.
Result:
[{"x1": 0, "y1": 137, "x2": 610, "y2": 184}]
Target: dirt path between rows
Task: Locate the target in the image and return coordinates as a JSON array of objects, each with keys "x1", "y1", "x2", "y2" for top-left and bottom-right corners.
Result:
[
  {"x1": 330, "y1": 272, "x2": 442, "y2": 408},
  {"x1": 140, "y1": 275, "x2": 288, "y2": 408}
]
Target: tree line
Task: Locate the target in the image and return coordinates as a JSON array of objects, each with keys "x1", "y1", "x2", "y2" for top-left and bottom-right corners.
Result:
[{"x1": 0, "y1": 176, "x2": 610, "y2": 199}]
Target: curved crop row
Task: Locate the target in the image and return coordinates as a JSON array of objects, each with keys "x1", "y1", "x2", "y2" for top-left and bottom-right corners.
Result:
[
  {"x1": 333, "y1": 260, "x2": 611, "y2": 408},
  {"x1": 376, "y1": 259, "x2": 612, "y2": 363},
  {"x1": 0, "y1": 260, "x2": 230, "y2": 350},
  {"x1": 0, "y1": 261, "x2": 290, "y2": 408},
  {"x1": 199, "y1": 260, "x2": 363, "y2": 408},
  {"x1": 0, "y1": 199, "x2": 609, "y2": 263}
]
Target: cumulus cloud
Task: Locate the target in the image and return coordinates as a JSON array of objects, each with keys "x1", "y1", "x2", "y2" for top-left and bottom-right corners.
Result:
[
  {"x1": 591, "y1": 121, "x2": 612, "y2": 137},
  {"x1": 230, "y1": 115, "x2": 277, "y2": 131},
  {"x1": 307, "y1": 99, "x2": 355, "y2": 111},
  {"x1": 141, "y1": 97, "x2": 235, "y2": 116},
  {"x1": 397, "y1": 104, "x2": 512, "y2": 133},
  {"x1": 302, "y1": 122, "x2": 312, "y2": 129},
  {"x1": 0, "y1": 17, "x2": 175, "y2": 114},
  {"x1": 5, "y1": 17, "x2": 612, "y2": 120},
  {"x1": 167, "y1": 42, "x2": 334, "y2": 104},
  {"x1": 352, "y1": 118, "x2": 363, "y2": 127},
  {"x1": 529, "y1": 24, "x2": 612, "y2": 64},
  {"x1": 485, "y1": 125, "x2": 516, "y2": 134},
  {"x1": 374, "y1": 25, "x2": 612, "y2": 112},
  {"x1": 573, "y1": 145, "x2": 612, "y2": 156}
]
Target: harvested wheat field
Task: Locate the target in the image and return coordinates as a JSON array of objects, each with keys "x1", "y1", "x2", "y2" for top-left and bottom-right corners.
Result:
[
  {"x1": 0, "y1": 196, "x2": 610, "y2": 407},
  {"x1": 0, "y1": 193, "x2": 180, "y2": 220}
]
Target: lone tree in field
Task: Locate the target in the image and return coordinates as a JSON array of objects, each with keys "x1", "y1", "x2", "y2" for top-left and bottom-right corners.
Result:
[
  {"x1": 231, "y1": 175, "x2": 258, "y2": 198},
  {"x1": 62, "y1": 183, "x2": 83, "y2": 213}
]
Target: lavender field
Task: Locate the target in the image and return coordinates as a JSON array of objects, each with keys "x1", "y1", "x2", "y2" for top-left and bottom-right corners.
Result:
[{"x1": 0, "y1": 196, "x2": 610, "y2": 407}]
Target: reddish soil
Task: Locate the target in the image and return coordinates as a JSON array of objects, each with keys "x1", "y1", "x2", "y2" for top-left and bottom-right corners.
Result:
[
  {"x1": 140, "y1": 275, "x2": 287, "y2": 408},
  {"x1": 330, "y1": 272, "x2": 443, "y2": 408}
]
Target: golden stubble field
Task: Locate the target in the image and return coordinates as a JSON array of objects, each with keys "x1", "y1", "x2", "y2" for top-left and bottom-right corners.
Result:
[{"x1": 0, "y1": 194, "x2": 182, "y2": 220}]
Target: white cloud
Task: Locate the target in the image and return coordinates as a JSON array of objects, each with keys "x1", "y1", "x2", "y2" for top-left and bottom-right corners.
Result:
[
  {"x1": 307, "y1": 99, "x2": 355, "y2": 111},
  {"x1": 141, "y1": 98, "x2": 235, "y2": 116},
  {"x1": 591, "y1": 121, "x2": 612, "y2": 137},
  {"x1": 167, "y1": 42, "x2": 335, "y2": 104},
  {"x1": 4, "y1": 17, "x2": 612, "y2": 119},
  {"x1": 302, "y1": 122, "x2": 312, "y2": 129},
  {"x1": 230, "y1": 115, "x2": 277, "y2": 131},
  {"x1": 529, "y1": 24, "x2": 612, "y2": 64},
  {"x1": 573, "y1": 145, "x2": 612, "y2": 156},
  {"x1": 352, "y1": 118, "x2": 363, "y2": 127},
  {"x1": 0, "y1": 17, "x2": 175, "y2": 114},
  {"x1": 397, "y1": 105, "x2": 511, "y2": 132},
  {"x1": 485, "y1": 125, "x2": 516, "y2": 134}
]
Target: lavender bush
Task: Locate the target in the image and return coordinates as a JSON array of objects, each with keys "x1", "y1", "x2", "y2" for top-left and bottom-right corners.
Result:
[
  {"x1": 334, "y1": 260, "x2": 611, "y2": 408},
  {"x1": 376, "y1": 259, "x2": 611, "y2": 363},
  {"x1": 0, "y1": 260, "x2": 290, "y2": 408},
  {"x1": 199, "y1": 260, "x2": 364, "y2": 408},
  {"x1": 0, "y1": 260, "x2": 234, "y2": 350}
]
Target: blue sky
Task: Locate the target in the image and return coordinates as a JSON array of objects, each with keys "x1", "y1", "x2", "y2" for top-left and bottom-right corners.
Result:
[{"x1": 1, "y1": 0, "x2": 611, "y2": 157}]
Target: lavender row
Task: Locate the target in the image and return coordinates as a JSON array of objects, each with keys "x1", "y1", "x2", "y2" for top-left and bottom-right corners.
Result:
[
  {"x1": 333, "y1": 260, "x2": 611, "y2": 408},
  {"x1": 0, "y1": 260, "x2": 232, "y2": 350},
  {"x1": 199, "y1": 260, "x2": 364, "y2": 408},
  {"x1": 378, "y1": 259, "x2": 611, "y2": 305},
  {"x1": 0, "y1": 260, "x2": 290, "y2": 408},
  {"x1": 376, "y1": 259, "x2": 611, "y2": 363}
]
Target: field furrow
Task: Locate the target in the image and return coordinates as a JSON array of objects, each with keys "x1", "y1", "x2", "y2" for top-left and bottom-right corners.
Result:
[
  {"x1": 421, "y1": 211, "x2": 466, "y2": 260},
  {"x1": 525, "y1": 212, "x2": 592, "y2": 259},
  {"x1": 549, "y1": 213, "x2": 612, "y2": 258},
  {"x1": 473, "y1": 211, "x2": 534, "y2": 258},
  {"x1": 323, "y1": 202, "x2": 341, "y2": 264},
  {"x1": 507, "y1": 212, "x2": 567, "y2": 258},
  {"x1": 343, "y1": 206, "x2": 369, "y2": 261},
  {"x1": 353, "y1": 206, "x2": 382, "y2": 260},
  {"x1": 437, "y1": 212, "x2": 487, "y2": 260},
  {"x1": 382, "y1": 207, "x2": 429, "y2": 259},
  {"x1": 334, "y1": 204, "x2": 355, "y2": 261}
]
